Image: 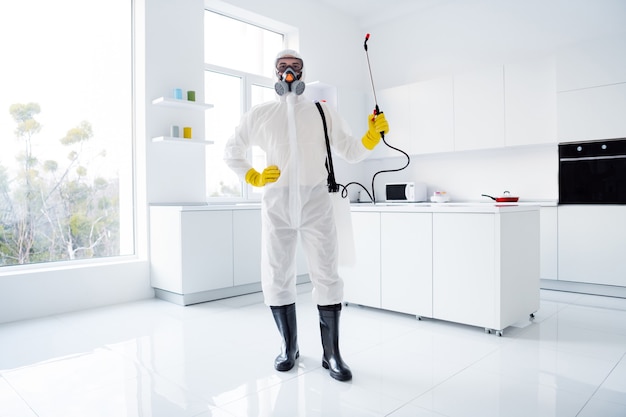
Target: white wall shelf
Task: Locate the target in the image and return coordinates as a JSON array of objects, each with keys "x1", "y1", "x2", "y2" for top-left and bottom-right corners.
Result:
[
  {"x1": 151, "y1": 136, "x2": 214, "y2": 145},
  {"x1": 151, "y1": 95, "x2": 214, "y2": 144},
  {"x1": 152, "y1": 96, "x2": 214, "y2": 110}
]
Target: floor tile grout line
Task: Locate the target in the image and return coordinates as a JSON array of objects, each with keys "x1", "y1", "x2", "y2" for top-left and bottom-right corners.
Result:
[
  {"x1": 574, "y1": 350, "x2": 626, "y2": 417},
  {"x1": 378, "y1": 344, "x2": 504, "y2": 417},
  {"x1": 2, "y1": 373, "x2": 41, "y2": 417}
]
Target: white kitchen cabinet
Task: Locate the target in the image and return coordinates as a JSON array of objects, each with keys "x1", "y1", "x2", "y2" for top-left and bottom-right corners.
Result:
[
  {"x1": 410, "y1": 77, "x2": 455, "y2": 154},
  {"x1": 557, "y1": 83, "x2": 626, "y2": 142},
  {"x1": 149, "y1": 206, "x2": 263, "y2": 305},
  {"x1": 344, "y1": 205, "x2": 540, "y2": 334},
  {"x1": 539, "y1": 206, "x2": 558, "y2": 280},
  {"x1": 341, "y1": 211, "x2": 434, "y2": 316},
  {"x1": 371, "y1": 85, "x2": 412, "y2": 159},
  {"x1": 556, "y1": 35, "x2": 626, "y2": 92},
  {"x1": 453, "y1": 65, "x2": 505, "y2": 151},
  {"x1": 432, "y1": 213, "x2": 494, "y2": 328},
  {"x1": 182, "y1": 210, "x2": 234, "y2": 292},
  {"x1": 374, "y1": 77, "x2": 454, "y2": 157},
  {"x1": 558, "y1": 205, "x2": 626, "y2": 287},
  {"x1": 380, "y1": 212, "x2": 432, "y2": 317},
  {"x1": 555, "y1": 35, "x2": 626, "y2": 141},
  {"x1": 150, "y1": 207, "x2": 233, "y2": 296},
  {"x1": 432, "y1": 210, "x2": 539, "y2": 333},
  {"x1": 504, "y1": 57, "x2": 557, "y2": 146},
  {"x1": 233, "y1": 209, "x2": 262, "y2": 286},
  {"x1": 340, "y1": 212, "x2": 381, "y2": 308}
]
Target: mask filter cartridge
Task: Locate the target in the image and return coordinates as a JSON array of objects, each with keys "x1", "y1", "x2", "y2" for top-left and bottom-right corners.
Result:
[{"x1": 275, "y1": 67, "x2": 305, "y2": 96}]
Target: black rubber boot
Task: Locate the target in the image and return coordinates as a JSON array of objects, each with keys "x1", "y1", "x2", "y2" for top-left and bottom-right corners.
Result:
[
  {"x1": 318, "y1": 303, "x2": 352, "y2": 381},
  {"x1": 270, "y1": 303, "x2": 299, "y2": 371}
]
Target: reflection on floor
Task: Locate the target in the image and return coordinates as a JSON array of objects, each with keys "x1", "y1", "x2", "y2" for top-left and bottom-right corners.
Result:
[{"x1": 1, "y1": 284, "x2": 626, "y2": 417}]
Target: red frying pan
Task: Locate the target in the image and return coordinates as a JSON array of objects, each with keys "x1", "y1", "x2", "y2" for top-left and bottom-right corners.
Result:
[{"x1": 481, "y1": 192, "x2": 519, "y2": 202}]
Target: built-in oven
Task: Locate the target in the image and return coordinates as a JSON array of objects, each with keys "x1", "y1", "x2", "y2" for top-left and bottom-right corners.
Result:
[{"x1": 559, "y1": 138, "x2": 626, "y2": 204}]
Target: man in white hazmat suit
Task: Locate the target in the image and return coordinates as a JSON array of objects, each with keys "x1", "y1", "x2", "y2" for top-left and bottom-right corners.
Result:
[{"x1": 223, "y1": 49, "x2": 388, "y2": 381}]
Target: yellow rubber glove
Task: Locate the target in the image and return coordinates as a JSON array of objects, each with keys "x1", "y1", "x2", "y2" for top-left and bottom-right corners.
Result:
[
  {"x1": 245, "y1": 165, "x2": 281, "y2": 187},
  {"x1": 361, "y1": 112, "x2": 390, "y2": 150}
]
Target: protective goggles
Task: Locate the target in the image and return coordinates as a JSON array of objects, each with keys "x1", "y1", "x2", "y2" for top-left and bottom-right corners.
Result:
[{"x1": 276, "y1": 60, "x2": 303, "y2": 73}]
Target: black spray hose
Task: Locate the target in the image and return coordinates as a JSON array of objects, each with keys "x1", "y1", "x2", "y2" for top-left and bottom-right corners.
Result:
[
  {"x1": 363, "y1": 33, "x2": 410, "y2": 203},
  {"x1": 370, "y1": 141, "x2": 410, "y2": 202},
  {"x1": 330, "y1": 34, "x2": 412, "y2": 203}
]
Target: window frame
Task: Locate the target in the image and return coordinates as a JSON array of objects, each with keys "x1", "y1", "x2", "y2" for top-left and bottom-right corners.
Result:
[
  {"x1": 203, "y1": 63, "x2": 276, "y2": 202},
  {"x1": 0, "y1": 0, "x2": 137, "y2": 270},
  {"x1": 204, "y1": 1, "x2": 298, "y2": 202}
]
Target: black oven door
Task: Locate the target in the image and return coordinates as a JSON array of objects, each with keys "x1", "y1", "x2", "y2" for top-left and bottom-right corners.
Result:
[{"x1": 559, "y1": 138, "x2": 626, "y2": 204}]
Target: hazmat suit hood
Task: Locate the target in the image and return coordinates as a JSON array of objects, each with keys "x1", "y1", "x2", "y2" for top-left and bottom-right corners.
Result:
[
  {"x1": 275, "y1": 49, "x2": 305, "y2": 81},
  {"x1": 274, "y1": 49, "x2": 306, "y2": 97}
]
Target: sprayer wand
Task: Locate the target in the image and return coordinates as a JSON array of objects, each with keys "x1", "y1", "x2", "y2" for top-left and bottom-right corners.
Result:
[
  {"x1": 364, "y1": 34, "x2": 380, "y2": 117},
  {"x1": 364, "y1": 33, "x2": 382, "y2": 123}
]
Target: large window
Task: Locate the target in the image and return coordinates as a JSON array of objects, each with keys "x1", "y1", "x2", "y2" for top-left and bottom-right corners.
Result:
[
  {"x1": 204, "y1": 10, "x2": 287, "y2": 199},
  {"x1": 0, "y1": 0, "x2": 134, "y2": 266}
]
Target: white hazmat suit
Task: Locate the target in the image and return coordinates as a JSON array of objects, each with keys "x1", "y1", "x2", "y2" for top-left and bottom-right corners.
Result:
[{"x1": 223, "y1": 50, "x2": 374, "y2": 307}]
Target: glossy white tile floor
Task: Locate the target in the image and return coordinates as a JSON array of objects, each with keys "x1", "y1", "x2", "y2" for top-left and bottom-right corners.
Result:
[{"x1": 2, "y1": 284, "x2": 626, "y2": 417}]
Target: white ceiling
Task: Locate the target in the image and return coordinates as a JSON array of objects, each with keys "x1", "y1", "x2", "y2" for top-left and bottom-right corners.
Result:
[{"x1": 316, "y1": 0, "x2": 455, "y2": 27}]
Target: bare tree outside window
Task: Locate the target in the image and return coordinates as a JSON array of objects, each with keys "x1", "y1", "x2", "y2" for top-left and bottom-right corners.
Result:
[{"x1": 0, "y1": 0, "x2": 133, "y2": 266}]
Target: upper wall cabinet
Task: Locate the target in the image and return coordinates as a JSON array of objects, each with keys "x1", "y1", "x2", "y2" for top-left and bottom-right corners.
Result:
[
  {"x1": 371, "y1": 77, "x2": 454, "y2": 158},
  {"x1": 556, "y1": 36, "x2": 626, "y2": 92},
  {"x1": 410, "y1": 77, "x2": 454, "y2": 154},
  {"x1": 370, "y1": 34, "x2": 624, "y2": 155},
  {"x1": 370, "y1": 84, "x2": 412, "y2": 159},
  {"x1": 504, "y1": 57, "x2": 558, "y2": 146},
  {"x1": 453, "y1": 66, "x2": 505, "y2": 151},
  {"x1": 557, "y1": 83, "x2": 626, "y2": 141},
  {"x1": 556, "y1": 35, "x2": 626, "y2": 141}
]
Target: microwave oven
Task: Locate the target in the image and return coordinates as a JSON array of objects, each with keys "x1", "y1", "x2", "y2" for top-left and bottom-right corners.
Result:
[{"x1": 385, "y1": 182, "x2": 427, "y2": 202}]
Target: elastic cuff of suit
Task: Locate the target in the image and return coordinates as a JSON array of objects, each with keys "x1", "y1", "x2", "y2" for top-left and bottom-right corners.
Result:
[
  {"x1": 270, "y1": 303, "x2": 296, "y2": 311},
  {"x1": 317, "y1": 303, "x2": 342, "y2": 312}
]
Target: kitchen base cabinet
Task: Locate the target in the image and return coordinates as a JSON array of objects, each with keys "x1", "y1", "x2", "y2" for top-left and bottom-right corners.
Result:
[
  {"x1": 433, "y1": 211, "x2": 540, "y2": 334},
  {"x1": 150, "y1": 206, "x2": 265, "y2": 305},
  {"x1": 342, "y1": 205, "x2": 540, "y2": 335},
  {"x1": 340, "y1": 212, "x2": 381, "y2": 308},
  {"x1": 540, "y1": 206, "x2": 558, "y2": 280},
  {"x1": 381, "y1": 212, "x2": 433, "y2": 317},
  {"x1": 341, "y1": 211, "x2": 433, "y2": 315},
  {"x1": 433, "y1": 214, "x2": 494, "y2": 329},
  {"x1": 558, "y1": 205, "x2": 626, "y2": 287},
  {"x1": 233, "y1": 210, "x2": 261, "y2": 286}
]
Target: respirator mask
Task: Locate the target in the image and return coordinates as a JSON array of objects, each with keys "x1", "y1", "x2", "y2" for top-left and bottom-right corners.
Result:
[{"x1": 275, "y1": 67, "x2": 305, "y2": 96}]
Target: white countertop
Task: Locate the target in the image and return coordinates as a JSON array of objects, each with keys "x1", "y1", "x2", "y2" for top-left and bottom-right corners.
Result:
[
  {"x1": 150, "y1": 200, "x2": 555, "y2": 213},
  {"x1": 150, "y1": 203, "x2": 262, "y2": 211},
  {"x1": 349, "y1": 201, "x2": 544, "y2": 213}
]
